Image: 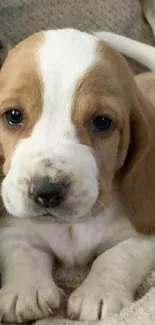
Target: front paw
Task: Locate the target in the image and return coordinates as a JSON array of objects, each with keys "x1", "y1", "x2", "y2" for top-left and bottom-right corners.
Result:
[
  {"x1": 0, "y1": 281, "x2": 64, "y2": 323},
  {"x1": 68, "y1": 283, "x2": 133, "y2": 321}
]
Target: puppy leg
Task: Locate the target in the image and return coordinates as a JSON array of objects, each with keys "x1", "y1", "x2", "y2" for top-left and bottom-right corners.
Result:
[
  {"x1": 0, "y1": 226, "x2": 64, "y2": 323},
  {"x1": 68, "y1": 237, "x2": 155, "y2": 321}
]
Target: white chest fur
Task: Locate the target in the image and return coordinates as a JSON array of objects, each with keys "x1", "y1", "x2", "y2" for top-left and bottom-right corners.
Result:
[
  {"x1": 0, "y1": 205, "x2": 136, "y2": 267},
  {"x1": 20, "y1": 205, "x2": 136, "y2": 266}
]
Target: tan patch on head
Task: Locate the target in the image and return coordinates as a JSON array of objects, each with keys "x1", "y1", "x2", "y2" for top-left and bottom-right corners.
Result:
[
  {"x1": 0, "y1": 32, "x2": 44, "y2": 174},
  {"x1": 72, "y1": 39, "x2": 150, "y2": 216}
]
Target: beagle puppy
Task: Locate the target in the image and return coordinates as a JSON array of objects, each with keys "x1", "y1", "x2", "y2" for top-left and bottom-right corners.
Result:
[{"x1": 0, "y1": 29, "x2": 155, "y2": 323}]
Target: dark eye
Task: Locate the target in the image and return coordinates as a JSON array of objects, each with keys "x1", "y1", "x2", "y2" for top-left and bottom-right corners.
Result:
[
  {"x1": 4, "y1": 108, "x2": 23, "y2": 126},
  {"x1": 91, "y1": 115, "x2": 112, "y2": 132}
]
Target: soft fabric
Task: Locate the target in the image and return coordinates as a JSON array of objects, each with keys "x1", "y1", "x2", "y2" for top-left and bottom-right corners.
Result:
[
  {"x1": 0, "y1": 0, "x2": 153, "y2": 45},
  {"x1": 143, "y1": 0, "x2": 155, "y2": 36},
  {"x1": 34, "y1": 287, "x2": 155, "y2": 325},
  {"x1": 0, "y1": 0, "x2": 155, "y2": 324},
  {"x1": 0, "y1": 0, "x2": 154, "y2": 72}
]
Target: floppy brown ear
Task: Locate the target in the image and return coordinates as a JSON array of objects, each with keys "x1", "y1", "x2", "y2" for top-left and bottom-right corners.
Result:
[{"x1": 118, "y1": 90, "x2": 150, "y2": 183}]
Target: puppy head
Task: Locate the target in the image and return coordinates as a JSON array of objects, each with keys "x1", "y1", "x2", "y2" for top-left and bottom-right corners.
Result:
[{"x1": 0, "y1": 29, "x2": 150, "y2": 221}]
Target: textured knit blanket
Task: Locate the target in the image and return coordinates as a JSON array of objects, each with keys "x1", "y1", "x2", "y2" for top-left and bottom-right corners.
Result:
[{"x1": 1, "y1": 0, "x2": 155, "y2": 324}]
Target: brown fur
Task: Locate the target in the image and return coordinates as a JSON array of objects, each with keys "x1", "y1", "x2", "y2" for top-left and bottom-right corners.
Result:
[
  {"x1": 122, "y1": 72, "x2": 155, "y2": 233},
  {"x1": 72, "y1": 41, "x2": 153, "y2": 233},
  {"x1": 0, "y1": 32, "x2": 43, "y2": 174}
]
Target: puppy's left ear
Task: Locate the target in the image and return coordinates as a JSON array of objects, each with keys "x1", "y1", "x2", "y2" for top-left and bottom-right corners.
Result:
[{"x1": 118, "y1": 89, "x2": 150, "y2": 183}]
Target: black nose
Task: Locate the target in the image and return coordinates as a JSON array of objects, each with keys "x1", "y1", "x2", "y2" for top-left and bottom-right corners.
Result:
[{"x1": 29, "y1": 177, "x2": 68, "y2": 208}]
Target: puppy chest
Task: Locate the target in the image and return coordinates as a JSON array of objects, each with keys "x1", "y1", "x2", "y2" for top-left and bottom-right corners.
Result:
[
  {"x1": 38, "y1": 218, "x2": 104, "y2": 266},
  {"x1": 38, "y1": 211, "x2": 133, "y2": 266}
]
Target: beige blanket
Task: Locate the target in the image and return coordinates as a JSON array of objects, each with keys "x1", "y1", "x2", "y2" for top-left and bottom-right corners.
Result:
[
  {"x1": 1, "y1": 0, "x2": 155, "y2": 324},
  {"x1": 0, "y1": 0, "x2": 154, "y2": 72}
]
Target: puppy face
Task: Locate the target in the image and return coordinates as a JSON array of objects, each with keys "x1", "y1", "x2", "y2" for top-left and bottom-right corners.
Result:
[{"x1": 0, "y1": 29, "x2": 149, "y2": 221}]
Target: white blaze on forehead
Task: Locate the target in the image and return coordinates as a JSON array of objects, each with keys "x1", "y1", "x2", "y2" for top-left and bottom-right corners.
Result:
[{"x1": 31, "y1": 29, "x2": 98, "y2": 142}]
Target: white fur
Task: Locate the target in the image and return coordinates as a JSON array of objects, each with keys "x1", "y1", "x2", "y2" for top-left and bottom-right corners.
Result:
[
  {"x1": 1, "y1": 212, "x2": 155, "y2": 322},
  {"x1": 68, "y1": 236, "x2": 155, "y2": 320},
  {"x1": 0, "y1": 206, "x2": 142, "y2": 322},
  {"x1": 95, "y1": 31, "x2": 155, "y2": 71},
  {"x1": 1, "y1": 29, "x2": 155, "y2": 322}
]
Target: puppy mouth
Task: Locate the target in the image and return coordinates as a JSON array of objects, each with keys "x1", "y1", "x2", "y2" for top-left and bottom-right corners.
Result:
[
  {"x1": 2, "y1": 174, "x2": 97, "y2": 221},
  {"x1": 29, "y1": 196, "x2": 92, "y2": 222}
]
